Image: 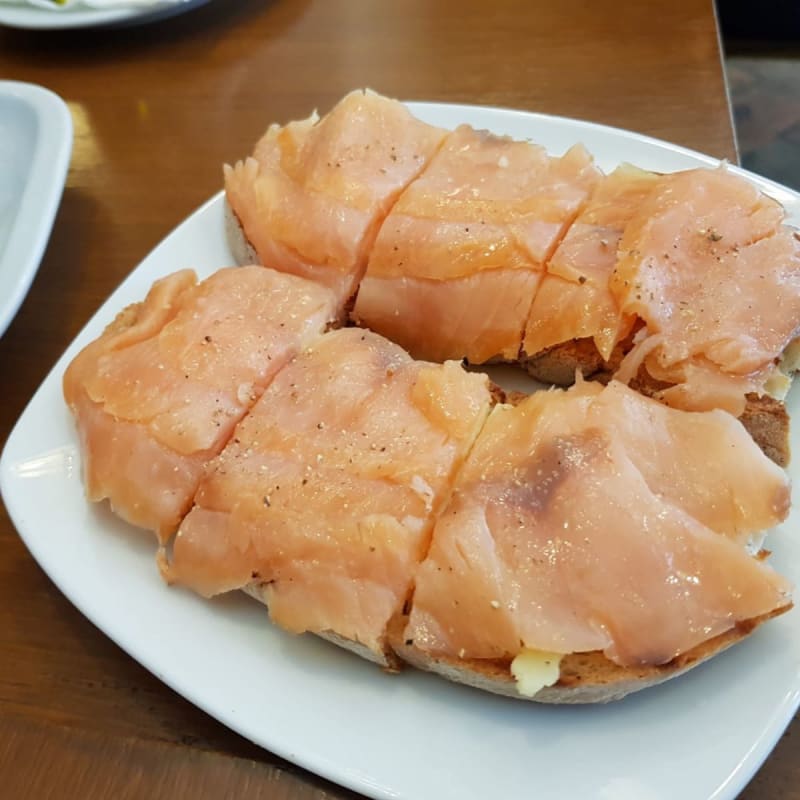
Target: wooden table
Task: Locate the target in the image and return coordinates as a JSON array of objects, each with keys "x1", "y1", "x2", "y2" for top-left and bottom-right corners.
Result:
[{"x1": 0, "y1": 1, "x2": 796, "y2": 797}]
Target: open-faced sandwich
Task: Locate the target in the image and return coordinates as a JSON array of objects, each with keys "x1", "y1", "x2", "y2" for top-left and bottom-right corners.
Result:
[{"x1": 64, "y1": 89, "x2": 798, "y2": 702}]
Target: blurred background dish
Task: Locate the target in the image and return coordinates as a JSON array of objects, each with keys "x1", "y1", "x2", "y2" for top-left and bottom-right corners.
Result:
[
  {"x1": 0, "y1": 81, "x2": 71, "y2": 339},
  {"x1": 0, "y1": 0, "x2": 212, "y2": 29}
]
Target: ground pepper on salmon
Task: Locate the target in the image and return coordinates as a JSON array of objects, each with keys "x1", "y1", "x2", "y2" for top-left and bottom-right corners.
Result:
[
  {"x1": 63, "y1": 266, "x2": 339, "y2": 542},
  {"x1": 164, "y1": 328, "x2": 493, "y2": 665},
  {"x1": 224, "y1": 89, "x2": 447, "y2": 307},
  {"x1": 610, "y1": 166, "x2": 800, "y2": 416},
  {"x1": 353, "y1": 125, "x2": 601, "y2": 364}
]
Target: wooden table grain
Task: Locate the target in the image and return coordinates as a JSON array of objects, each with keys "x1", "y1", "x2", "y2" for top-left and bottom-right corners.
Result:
[{"x1": 0, "y1": 1, "x2": 795, "y2": 797}]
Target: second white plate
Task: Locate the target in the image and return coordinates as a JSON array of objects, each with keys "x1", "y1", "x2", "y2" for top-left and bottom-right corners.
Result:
[
  {"x1": 0, "y1": 81, "x2": 71, "y2": 338},
  {"x1": 0, "y1": 0, "x2": 212, "y2": 29}
]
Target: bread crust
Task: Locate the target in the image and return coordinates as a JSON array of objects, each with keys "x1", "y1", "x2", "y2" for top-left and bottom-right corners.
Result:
[
  {"x1": 522, "y1": 337, "x2": 622, "y2": 385},
  {"x1": 225, "y1": 199, "x2": 260, "y2": 268},
  {"x1": 241, "y1": 583, "x2": 402, "y2": 670},
  {"x1": 242, "y1": 583, "x2": 791, "y2": 702},
  {"x1": 739, "y1": 393, "x2": 791, "y2": 468},
  {"x1": 388, "y1": 608, "x2": 790, "y2": 703}
]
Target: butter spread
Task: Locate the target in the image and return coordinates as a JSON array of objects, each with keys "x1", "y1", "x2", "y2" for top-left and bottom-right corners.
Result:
[{"x1": 510, "y1": 649, "x2": 563, "y2": 697}]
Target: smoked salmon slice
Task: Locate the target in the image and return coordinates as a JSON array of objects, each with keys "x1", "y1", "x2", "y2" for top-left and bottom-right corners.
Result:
[
  {"x1": 63, "y1": 266, "x2": 338, "y2": 542},
  {"x1": 522, "y1": 164, "x2": 660, "y2": 366},
  {"x1": 352, "y1": 126, "x2": 600, "y2": 364},
  {"x1": 166, "y1": 328, "x2": 493, "y2": 662},
  {"x1": 404, "y1": 380, "x2": 791, "y2": 668},
  {"x1": 224, "y1": 90, "x2": 446, "y2": 305},
  {"x1": 610, "y1": 166, "x2": 800, "y2": 415}
]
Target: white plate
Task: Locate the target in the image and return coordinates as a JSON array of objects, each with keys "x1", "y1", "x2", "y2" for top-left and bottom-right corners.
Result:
[
  {"x1": 0, "y1": 0, "x2": 211, "y2": 30},
  {"x1": 0, "y1": 81, "x2": 71, "y2": 339},
  {"x1": 2, "y1": 102, "x2": 799, "y2": 800}
]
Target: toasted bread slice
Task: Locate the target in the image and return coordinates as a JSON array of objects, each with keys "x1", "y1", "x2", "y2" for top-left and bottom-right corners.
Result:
[{"x1": 235, "y1": 379, "x2": 791, "y2": 703}]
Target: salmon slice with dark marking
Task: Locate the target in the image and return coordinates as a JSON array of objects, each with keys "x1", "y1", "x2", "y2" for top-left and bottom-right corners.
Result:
[
  {"x1": 224, "y1": 90, "x2": 447, "y2": 305},
  {"x1": 353, "y1": 126, "x2": 600, "y2": 363},
  {"x1": 63, "y1": 266, "x2": 338, "y2": 542},
  {"x1": 405, "y1": 380, "x2": 791, "y2": 667},
  {"x1": 165, "y1": 328, "x2": 493, "y2": 662}
]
